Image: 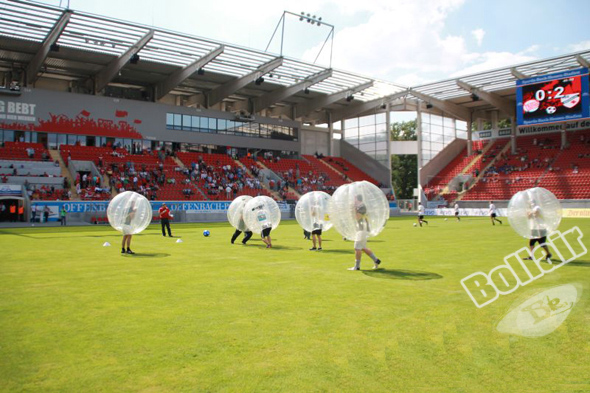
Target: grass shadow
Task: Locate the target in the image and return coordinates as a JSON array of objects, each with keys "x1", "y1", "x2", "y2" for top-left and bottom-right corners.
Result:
[
  {"x1": 124, "y1": 253, "x2": 171, "y2": 258},
  {"x1": 362, "y1": 269, "x2": 443, "y2": 281},
  {"x1": 268, "y1": 245, "x2": 297, "y2": 250},
  {"x1": 563, "y1": 260, "x2": 590, "y2": 267},
  {"x1": 318, "y1": 249, "x2": 351, "y2": 254}
]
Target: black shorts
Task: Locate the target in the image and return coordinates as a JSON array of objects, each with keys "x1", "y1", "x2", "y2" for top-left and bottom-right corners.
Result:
[
  {"x1": 491, "y1": 213, "x2": 497, "y2": 218},
  {"x1": 529, "y1": 236, "x2": 547, "y2": 247},
  {"x1": 262, "y1": 227, "x2": 272, "y2": 237},
  {"x1": 312, "y1": 229, "x2": 322, "y2": 236},
  {"x1": 419, "y1": 215, "x2": 424, "y2": 220},
  {"x1": 455, "y1": 212, "x2": 459, "y2": 216}
]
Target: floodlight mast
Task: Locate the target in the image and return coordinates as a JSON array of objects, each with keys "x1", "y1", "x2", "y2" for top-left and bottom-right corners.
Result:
[{"x1": 264, "y1": 11, "x2": 335, "y2": 68}]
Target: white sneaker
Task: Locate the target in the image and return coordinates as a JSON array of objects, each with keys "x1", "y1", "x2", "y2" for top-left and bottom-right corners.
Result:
[{"x1": 348, "y1": 266, "x2": 360, "y2": 271}]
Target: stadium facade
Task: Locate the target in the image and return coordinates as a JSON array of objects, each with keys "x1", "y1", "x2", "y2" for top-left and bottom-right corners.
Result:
[{"x1": 1, "y1": 0, "x2": 589, "y2": 222}]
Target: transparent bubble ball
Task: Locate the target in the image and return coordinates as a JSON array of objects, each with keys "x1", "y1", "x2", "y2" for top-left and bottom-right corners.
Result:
[
  {"x1": 295, "y1": 191, "x2": 333, "y2": 233},
  {"x1": 507, "y1": 187, "x2": 562, "y2": 239},
  {"x1": 107, "y1": 191, "x2": 152, "y2": 235},
  {"x1": 227, "y1": 195, "x2": 253, "y2": 232},
  {"x1": 243, "y1": 196, "x2": 281, "y2": 235},
  {"x1": 328, "y1": 181, "x2": 389, "y2": 240}
]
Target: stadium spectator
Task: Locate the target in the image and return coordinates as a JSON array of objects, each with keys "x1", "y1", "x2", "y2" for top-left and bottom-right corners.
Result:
[
  {"x1": 43, "y1": 206, "x2": 50, "y2": 222},
  {"x1": 9, "y1": 203, "x2": 16, "y2": 222},
  {"x1": 60, "y1": 207, "x2": 67, "y2": 226}
]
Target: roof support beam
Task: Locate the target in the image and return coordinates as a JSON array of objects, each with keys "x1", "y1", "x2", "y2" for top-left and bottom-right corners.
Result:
[
  {"x1": 94, "y1": 29, "x2": 154, "y2": 93},
  {"x1": 510, "y1": 67, "x2": 529, "y2": 79},
  {"x1": 576, "y1": 55, "x2": 590, "y2": 68},
  {"x1": 207, "y1": 56, "x2": 283, "y2": 107},
  {"x1": 26, "y1": 10, "x2": 72, "y2": 85},
  {"x1": 155, "y1": 45, "x2": 224, "y2": 101},
  {"x1": 456, "y1": 80, "x2": 515, "y2": 117},
  {"x1": 409, "y1": 90, "x2": 472, "y2": 121},
  {"x1": 310, "y1": 90, "x2": 408, "y2": 124},
  {"x1": 251, "y1": 69, "x2": 333, "y2": 113},
  {"x1": 296, "y1": 81, "x2": 373, "y2": 118}
]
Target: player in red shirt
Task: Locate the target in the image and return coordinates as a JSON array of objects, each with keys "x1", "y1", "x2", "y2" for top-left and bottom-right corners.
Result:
[{"x1": 158, "y1": 203, "x2": 173, "y2": 237}]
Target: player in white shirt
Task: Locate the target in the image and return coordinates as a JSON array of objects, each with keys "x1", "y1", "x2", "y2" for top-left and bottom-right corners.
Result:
[
  {"x1": 454, "y1": 203, "x2": 460, "y2": 222},
  {"x1": 417, "y1": 202, "x2": 428, "y2": 227},
  {"x1": 523, "y1": 200, "x2": 552, "y2": 261},
  {"x1": 348, "y1": 194, "x2": 381, "y2": 271},
  {"x1": 488, "y1": 201, "x2": 503, "y2": 225}
]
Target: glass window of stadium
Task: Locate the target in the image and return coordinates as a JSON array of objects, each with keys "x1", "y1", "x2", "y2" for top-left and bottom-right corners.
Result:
[
  {"x1": 165, "y1": 112, "x2": 296, "y2": 141},
  {"x1": 3, "y1": 130, "x2": 14, "y2": 143},
  {"x1": 48, "y1": 133, "x2": 57, "y2": 149},
  {"x1": 420, "y1": 113, "x2": 465, "y2": 167},
  {"x1": 343, "y1": 113, "x2": 388, "y2": 168}
]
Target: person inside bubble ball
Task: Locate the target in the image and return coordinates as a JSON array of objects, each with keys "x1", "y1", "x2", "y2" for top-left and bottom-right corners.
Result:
[
  {"x1": 354, "y1": 194, "x2": 370, "y2": 231},
  {"x1": 254, "y1": 204, "x2": 273, "y2": 248},
  {"x1": 231, "y1": 210, "x2": 253, "y2": 245},
  {"x1": 523, "y1": 199, "x2": 552, "y2": 262},
  {"x1": 349, "y1": 194, "x2": 381, "y2": 271},
  {"x1": 309, "y1": 202, "x2": 323, "y2": 251},
  {"x1": 121, "y1": 200, "x2": 137, "y2": 255}
]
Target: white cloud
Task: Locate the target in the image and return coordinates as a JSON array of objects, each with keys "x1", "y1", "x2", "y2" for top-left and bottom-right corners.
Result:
[
  {"x1": 521, "y1": 44, "x2": 540, "y2": 54},
  {"x1": 299, "y1": 0, "x2": 546, "y2": 86},
  {"x1": 567, "y1": 40, "x2": 590, "y2": 52},
  {"x1": 450, "y1": 51, "x2": 537, "y2": 77},
  {"x1": 302, "y1": 0, "x2": 468, "y2": 82},
  {"x1": 395, "y1": 73, "x2": 432, "y2": 87},
  {"x1": 471, "y1": 28, "x2": 485, "y2": 47}
]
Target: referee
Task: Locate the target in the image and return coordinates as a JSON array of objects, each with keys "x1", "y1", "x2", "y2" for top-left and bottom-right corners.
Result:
[{"x1": 159, "y1": 203, "x2": 173, "y2": 237}]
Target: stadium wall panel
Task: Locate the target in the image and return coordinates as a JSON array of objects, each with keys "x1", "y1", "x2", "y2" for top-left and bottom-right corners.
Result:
[{"x1": 0, "y1": 88, "x2": 300, "y2": 152}]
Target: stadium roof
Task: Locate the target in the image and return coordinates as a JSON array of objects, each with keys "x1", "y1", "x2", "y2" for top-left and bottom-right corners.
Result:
[{"x1": 0, "y1": 0, "x2": 589, "y2": 124}]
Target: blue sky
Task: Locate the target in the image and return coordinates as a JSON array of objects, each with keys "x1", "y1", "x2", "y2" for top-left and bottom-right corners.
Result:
[{"x1": 36, "y1": 0, "x2": 590, "y2": 86}]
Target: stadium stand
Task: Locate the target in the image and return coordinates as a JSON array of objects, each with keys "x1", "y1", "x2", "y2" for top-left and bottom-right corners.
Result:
[
  {"x1": 176, "y1": 151, "x2": 272, "y2": 201},
  {"x1": 445, "y1": 131, "x2": 590, "y2": 201},
  {"x1": 537, "y1": 130, "x2": 590, "y2": 199},
  {"x1": 0, "y1": 159, "x2": 69, "y2": 200},
  {"x1": 302, "y1": 154, "x2": 351, "y2": 188},
  {"x1": 322, "y1": 156, "x2": 380, "y2": 185},
  {"x1": 422, "y1": 140, "x2": 493, "y2": 200},
  {"x1": 0, "y1": 142, "x2": 51, "y2": 161}
]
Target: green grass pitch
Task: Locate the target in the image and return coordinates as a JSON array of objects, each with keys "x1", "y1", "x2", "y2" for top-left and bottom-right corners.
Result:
[{"x1": 1, "y1": 217, "x2": 589, "y2": 392}]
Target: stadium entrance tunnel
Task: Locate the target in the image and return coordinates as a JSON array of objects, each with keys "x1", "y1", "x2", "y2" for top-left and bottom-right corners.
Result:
[{"x1": 362, "y1": 269, "x2": 443, "y2": 280}]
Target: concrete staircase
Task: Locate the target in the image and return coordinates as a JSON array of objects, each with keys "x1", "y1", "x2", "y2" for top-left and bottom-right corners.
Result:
[
  {"x1": 453, "y1": 140, "x2": 512, "y2": 202},
  {"x1": 306, "y1": 156, "x2": 353, "y2": 183},
  {"x1": 48, "y1": 149, "x2": 79, "y2": 200},
  {"x1": 435, "y1": 140, "x2": 496, "y2": 198},
  {"x1": 243, "y1": 159, "x2": 287, "y2": 200}
]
